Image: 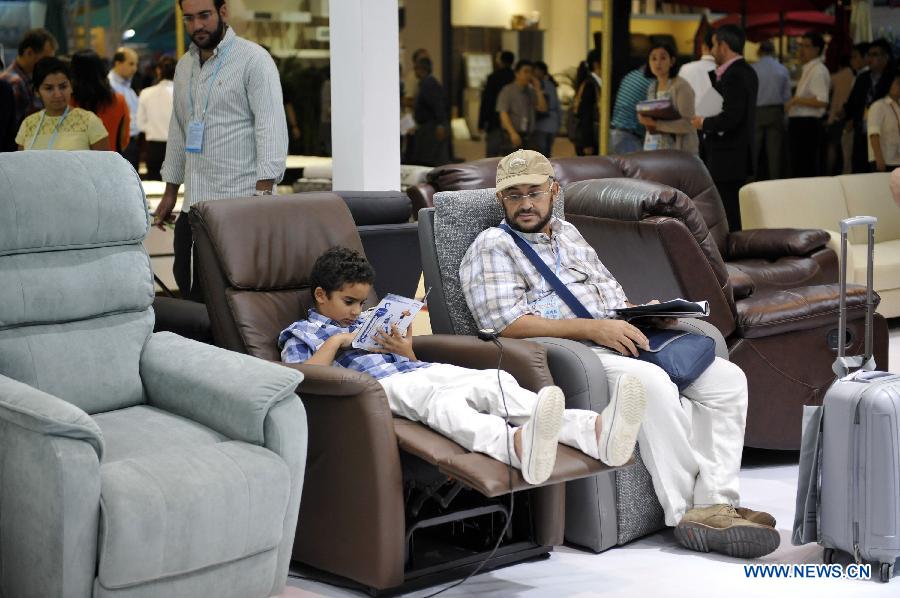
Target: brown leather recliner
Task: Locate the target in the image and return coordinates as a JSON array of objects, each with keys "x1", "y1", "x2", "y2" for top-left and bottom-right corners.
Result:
[
  {"x1": 188, "y1": 192, "x2": 613, "y2": 593},
  {"x1": 563, "y1": 177, "x2": 889, "y2": 450},
  {"x1": 407, "y1": 151, "x2": 838, "y2": 297}
]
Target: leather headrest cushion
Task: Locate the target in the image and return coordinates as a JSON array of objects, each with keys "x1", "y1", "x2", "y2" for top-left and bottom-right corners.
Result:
[
  {"x1": 565, "y1": 178, "x2": 729, "y2": 288},
  {"x1": 190, "y1": 193, "x2": 367, "y2": 290},
  {"x1": 614, "y1": 150, "x2": 730, "y2": 254},
  {"x1": 332, "y1": 191, "x2": 412, "y2": 225},
  {"x1": 427, "y1": 157, "x2": 502, "y2": 191},
  {"x1": 549, "y1": 156, "x2": 625, "y2": 188}
]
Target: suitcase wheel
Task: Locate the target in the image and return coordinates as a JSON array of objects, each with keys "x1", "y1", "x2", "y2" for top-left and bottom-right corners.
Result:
[
  {"x1": 880, "y1": 562, "x2": 894, "y2": 583},
  {"x1": 823, "y1": 548, "x2": 834, "y2": 565}
]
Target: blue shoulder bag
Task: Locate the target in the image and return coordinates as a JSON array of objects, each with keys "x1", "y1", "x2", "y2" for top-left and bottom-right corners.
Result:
[{"x1": 499, "y1": 223, "x2": 715, "y2": 391}]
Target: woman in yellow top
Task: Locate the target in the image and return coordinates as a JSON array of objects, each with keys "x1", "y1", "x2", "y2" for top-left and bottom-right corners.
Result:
[{"x1": 16, "y1": 56, "x2": 109, "y2": 151}]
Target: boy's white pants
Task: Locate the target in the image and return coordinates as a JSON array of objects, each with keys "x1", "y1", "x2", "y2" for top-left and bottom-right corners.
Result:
[
  {"x1": 591, "y1": 350, "x2": 748, "y2": 526},
  {"x1": 378, "y1": 364, "x2": 599, "y2": 468}
]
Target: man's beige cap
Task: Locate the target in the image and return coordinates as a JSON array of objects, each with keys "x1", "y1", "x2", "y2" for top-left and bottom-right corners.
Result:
[{"x1": 495, "y1": 149, "x2": 555, "y2": 193}]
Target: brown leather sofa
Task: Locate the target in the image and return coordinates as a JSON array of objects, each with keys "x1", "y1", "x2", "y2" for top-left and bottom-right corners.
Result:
[
  {"x1": 563, "y1": 177, "x2": 889, "y2": 449},
  {"x1": 188, "y1": 193, "x2": 615, "y2": 593},
  {"x1": 407, "y1": 151, "x2": 838, "y2": 298}
]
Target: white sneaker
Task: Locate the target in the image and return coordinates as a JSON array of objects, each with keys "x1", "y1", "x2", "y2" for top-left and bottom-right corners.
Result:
[
  {"x1": 596, "y1": 374, "x2": 646, "y2": 466},
  {"x1": 519, "y1": 386, "x2": 565, "y2": 485}
]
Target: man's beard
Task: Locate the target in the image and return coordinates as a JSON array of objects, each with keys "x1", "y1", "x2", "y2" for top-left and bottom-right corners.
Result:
[
  {"x1": 191, "y1": 16, "x2": 225, "y2": 50},
  {"x1": 505, "y1": 206, "x2": 553, "y2": 234}
]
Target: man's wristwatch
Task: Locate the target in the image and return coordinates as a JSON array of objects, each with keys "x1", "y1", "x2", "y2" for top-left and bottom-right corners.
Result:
[{"x1": 253, "y1": 189, "x2": 273, "y2": 196}]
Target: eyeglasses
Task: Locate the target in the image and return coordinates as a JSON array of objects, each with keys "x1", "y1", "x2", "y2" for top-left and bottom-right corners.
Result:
[
  {"x1": 867, "y1": 51, "x2": 886, "y2": 58},
  {"x1": 502, "y1": 189, "x2": 552, "y2": 202},
  {"x1": 182, "y1": 10, "x2": 215, "y2": 24}
]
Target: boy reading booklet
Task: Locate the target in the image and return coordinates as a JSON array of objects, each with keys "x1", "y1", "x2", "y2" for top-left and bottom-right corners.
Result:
[{"x1": 277, "y1": 247, "x2": 647, "y2": 485}]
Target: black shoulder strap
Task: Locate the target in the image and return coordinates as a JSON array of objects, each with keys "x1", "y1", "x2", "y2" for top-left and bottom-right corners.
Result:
[{"x1": 499, "y1": 223, "x2": 593, "y2": 319}]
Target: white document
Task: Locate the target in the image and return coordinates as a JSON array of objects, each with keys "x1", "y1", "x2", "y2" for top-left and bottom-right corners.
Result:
[
  {"x1": 614, "y1": 298, "x2": 711, "y2": 321},
  {"x1": 352, "y1": 293, "x2": 424, "y2": 351},
  {"x1": 695, "y1": 87, "x2": 724, "y2": 118}
]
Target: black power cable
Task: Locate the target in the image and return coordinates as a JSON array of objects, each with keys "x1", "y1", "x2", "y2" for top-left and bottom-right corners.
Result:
[{"x1": 421, "y1": 331, "x2": 515, "y2": 598}]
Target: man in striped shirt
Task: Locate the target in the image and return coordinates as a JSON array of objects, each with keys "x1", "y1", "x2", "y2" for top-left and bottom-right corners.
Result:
[
  {"x1": 153, "y1": 0, "x2": 288, "y2": 300},
  {"x1": 609, "y1": 68, "x2": 648, "y2": 155}
]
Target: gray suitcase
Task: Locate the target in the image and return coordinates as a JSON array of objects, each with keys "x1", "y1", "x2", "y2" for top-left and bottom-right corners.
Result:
[{"x1": 810, "y1": 216, "x2": 900, "y2": 582}]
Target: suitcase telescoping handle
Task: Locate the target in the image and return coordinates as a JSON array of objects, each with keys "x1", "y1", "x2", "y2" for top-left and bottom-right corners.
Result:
[{"x1": 834, "y1": 216, "x2": 877, "y2": 377}]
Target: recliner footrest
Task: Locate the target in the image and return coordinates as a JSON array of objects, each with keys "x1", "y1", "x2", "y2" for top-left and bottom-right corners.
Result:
[
  {"x1": 394, "y1": 418, "x2": 620, "y2": 498},
  {"x1": 735, "y1": 283, "x2": 876, "y2": 339}
]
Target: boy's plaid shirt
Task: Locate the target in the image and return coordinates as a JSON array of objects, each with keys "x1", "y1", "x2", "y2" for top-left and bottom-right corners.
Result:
[{"x1": 278, "y1": 309, "x2": 430, "y2": 380}]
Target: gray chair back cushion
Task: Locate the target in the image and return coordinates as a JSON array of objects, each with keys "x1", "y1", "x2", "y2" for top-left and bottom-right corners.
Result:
[
  {"x1": 432, "y1": 188, "x2": 564, "y2": 336},
  {"x1": 0, "y1": 151, "x2": 153, "y2": 414}
]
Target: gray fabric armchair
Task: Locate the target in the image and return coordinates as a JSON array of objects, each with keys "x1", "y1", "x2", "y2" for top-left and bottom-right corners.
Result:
[
  {"x1": 0, "y1": 151, "x2": 307, "y2": 598},
  {"x1": 418, "y1": 188, "x2": 728, "y2": 552}
]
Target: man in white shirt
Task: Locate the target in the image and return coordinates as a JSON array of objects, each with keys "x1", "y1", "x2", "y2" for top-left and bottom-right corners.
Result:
[
  {"x1": 137, "y1": 56, "x2": 176, "y2": 180},
  {"x1": 678, "y1": 30, "x2": 722, "y2": 117},
  {"x1": 108, "y1": 47, "x2": 141, "y2": 169},
  {"x1": 867, "y1": 72, "x2": 900, "y2": 171},
  {"x1": 787, "y1": 32, "x2": 830, "y2": 177}
]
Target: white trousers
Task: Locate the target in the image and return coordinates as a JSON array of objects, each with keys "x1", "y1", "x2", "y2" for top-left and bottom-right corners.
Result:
[
  {"x1": 378, "y1": 364, "x2": 599, "y2": 468},
  {"x1": 591, "y1": 349, "x2": 748, "y2": 526}
]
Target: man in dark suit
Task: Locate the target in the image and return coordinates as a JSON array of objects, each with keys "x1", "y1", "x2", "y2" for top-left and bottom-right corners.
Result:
[
  {"x1": 479, "y1": 50, "x2": 515, "y2": 157},
  {"x1": 0, "y1": 79, "x2": 16, "y2": 152},
  {"x1": 411, "y1": 57, "x2": 451, "y2": 167},
  {"x1": 692, "y1": 25, "x2": 758, "y2": 232},
  {"x1": 844, "y1": 38, "x2": 895, "y2": 173}
]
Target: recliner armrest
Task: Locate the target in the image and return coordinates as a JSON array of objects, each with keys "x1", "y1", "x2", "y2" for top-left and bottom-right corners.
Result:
[
  {"x1": 281, "y1": 362, "x2": 381, "y2": 397},
  {"x1": 141, "y1": 332, "x2": 303, "y2": 445},
  {"x1": 0, "y1": 374, "x2": 102, "y2": 597},
  {"x1": 407, "y1": 183, "x2": 436, "y2": 216},
  {"x1": 735, "y1": 284, "x2": 877, "y2": 339},
  {"x1": 0, "y1": 373, "x2": 104, "y2": 460},
  {"x1": 412, "y1": 334, "x2": 553, "y2": 393},
  {"x1": 727, "y1": 229, "x2": 830, "y2": 260}
]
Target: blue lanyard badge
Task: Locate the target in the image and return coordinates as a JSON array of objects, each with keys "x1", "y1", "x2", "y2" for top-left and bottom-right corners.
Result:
[
  {"x1": 514, "y1": 230, "x2": 563, "y2": 320},
  {"x1": 186, "y1": 41, "x2": 231, "y2": 154},
  {"x1": 28, "y1": 105, "x2": 70, "y2": 150}
]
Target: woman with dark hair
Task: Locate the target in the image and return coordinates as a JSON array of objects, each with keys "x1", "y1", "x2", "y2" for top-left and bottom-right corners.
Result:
[
  {"x1": 70, "y1": 49, "x2": 130, "y2": 152},
  {"x1": 15, "y1": 56, "x2": 108, "y2": 150},
  {"x1": 638, "y1": 41, "x2": 698, "y2": 154}
]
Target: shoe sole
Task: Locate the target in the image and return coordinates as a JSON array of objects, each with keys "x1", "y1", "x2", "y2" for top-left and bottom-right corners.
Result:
[
  {"x1": 523, "y1": 387, "x2": 565, "y2": 485},
  {"x1": 601, "y1": 375, "x2": 646, "y2": 466},
  {"x1": 674, "y1": 522, "x2": 781, "y2": 559}
]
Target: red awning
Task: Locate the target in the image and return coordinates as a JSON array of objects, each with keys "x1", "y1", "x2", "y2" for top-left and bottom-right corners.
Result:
[
  {"x1": 670, "y1": 0, "x2": 834, "y2": 13},
  {"x1": 712, "y1": 11, "x2": 835, "y2": 42}
]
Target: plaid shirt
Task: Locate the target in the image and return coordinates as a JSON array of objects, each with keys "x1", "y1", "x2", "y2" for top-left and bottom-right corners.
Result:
[
  {"x1": 460, "y1": 217, "x2": 628, "y2": 332},
  {"x1": 278, "y1": 309, "x2": 430, "y2": 380}
]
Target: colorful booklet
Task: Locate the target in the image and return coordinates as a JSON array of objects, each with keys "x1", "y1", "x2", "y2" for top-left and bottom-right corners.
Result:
[
  {"x1": 352, "y1": 293, "x2": 426, "y2": 351},
  {"x1": 636, "y1": 98, "x2": 680, "y2": 120},
  {"x1": 614, "y1": 299, "x2": 710, "y2": 321}
]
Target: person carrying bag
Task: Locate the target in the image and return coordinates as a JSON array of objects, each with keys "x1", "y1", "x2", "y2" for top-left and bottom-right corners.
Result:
[{"x1": 499, "y1": 222, "x2": 716, "y2": 390}]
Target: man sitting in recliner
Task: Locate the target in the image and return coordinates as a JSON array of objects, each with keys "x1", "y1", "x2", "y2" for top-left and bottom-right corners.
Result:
[
  {"x1": 278, "y1": 246, "x2": 646, "y2": 486},
  {"x1": 459, "y1": 149, "x2": 779, "y2": 558}
]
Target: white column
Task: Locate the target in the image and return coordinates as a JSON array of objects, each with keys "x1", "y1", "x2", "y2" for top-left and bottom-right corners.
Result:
[{"x1": 330, "y1": 0, "x2": 401, "y2": 191}]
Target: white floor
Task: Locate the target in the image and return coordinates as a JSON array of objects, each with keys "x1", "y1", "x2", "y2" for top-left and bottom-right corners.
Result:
[{"x1": 283, "y1": 322, "x2": 900, "y2": 598}]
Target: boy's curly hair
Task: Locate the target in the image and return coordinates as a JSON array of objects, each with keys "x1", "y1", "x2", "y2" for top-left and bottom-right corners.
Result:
[{"x1": 310, "y1": 246, "x2": 375, "y2": 295}]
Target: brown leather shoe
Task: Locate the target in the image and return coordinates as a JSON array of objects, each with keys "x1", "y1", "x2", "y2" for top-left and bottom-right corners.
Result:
[
  {"x1": 736, "y1": 507, "x2": 776, "y2": 528},
  {"x1": 674, "y1": 505, "x2": 780, "y2": 558}
]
